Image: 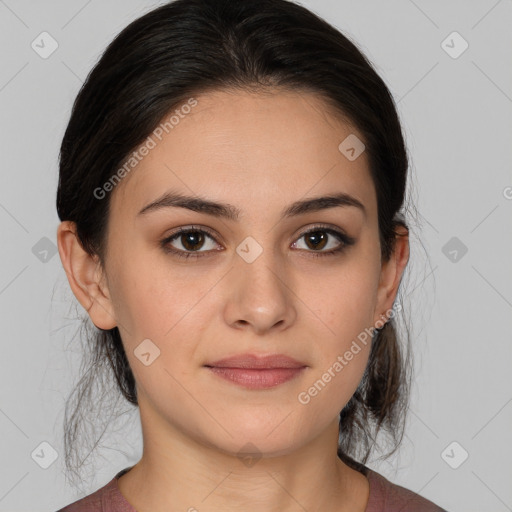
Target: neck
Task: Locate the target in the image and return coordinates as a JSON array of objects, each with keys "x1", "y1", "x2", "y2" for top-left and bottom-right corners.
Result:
[{"x1": 117, "y1": 412, "x2": 369, "y2": 512}]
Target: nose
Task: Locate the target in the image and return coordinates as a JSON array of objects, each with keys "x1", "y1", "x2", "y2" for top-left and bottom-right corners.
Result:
[{"x1": 223, "y1": 247, "x2": 297, "y2": 336}]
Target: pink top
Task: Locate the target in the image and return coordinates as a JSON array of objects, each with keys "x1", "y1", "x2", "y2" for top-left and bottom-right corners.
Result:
[{"x1": 57, "y1": 465, "x2": 447, "y2": 511}]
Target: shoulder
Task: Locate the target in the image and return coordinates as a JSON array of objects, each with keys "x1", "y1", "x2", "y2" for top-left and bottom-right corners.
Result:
[
  {"x1": 56, "y1": 468, "x2": 136, "y2": 512},
  {"x1": 56, "y1": 481, "x2": 109, "y2": 512},
  {"x1": 365, "y1": 468, "x2": 448, "y2": 512}
]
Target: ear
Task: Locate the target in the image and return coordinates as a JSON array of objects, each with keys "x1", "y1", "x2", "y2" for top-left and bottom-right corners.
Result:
[
  {"x1": 373, "y1": 224, "x2": 409, "y2": 326},
  {"x1": 56, "y1": 220, "x2": 117, "y2": 330}
]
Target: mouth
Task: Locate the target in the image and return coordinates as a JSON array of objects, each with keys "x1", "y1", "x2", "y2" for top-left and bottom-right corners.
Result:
[{"x1": 204, "y1": 353, "x2": 308, "y2": 390}]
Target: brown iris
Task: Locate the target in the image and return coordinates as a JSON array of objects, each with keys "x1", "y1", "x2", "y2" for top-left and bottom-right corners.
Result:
[
  {"x1": 304, "y1": 231, "x2": 328, "y2": 251},
  {"x1": 180, "y1": 231, "x2": 206, "y2": 251}
]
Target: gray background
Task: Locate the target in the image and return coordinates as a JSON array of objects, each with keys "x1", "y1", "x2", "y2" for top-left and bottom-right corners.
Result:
[{"x1": 1, "y1": 0, "x2": 511, "y2": 511}]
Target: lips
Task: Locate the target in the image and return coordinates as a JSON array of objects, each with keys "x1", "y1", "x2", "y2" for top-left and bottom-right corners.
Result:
[
  {"x1": 205, "y1": 353, "x2": 307, "y2": 369},
  {"x1": 204, "y1": 354, "x2": 307, "y2": 390}
]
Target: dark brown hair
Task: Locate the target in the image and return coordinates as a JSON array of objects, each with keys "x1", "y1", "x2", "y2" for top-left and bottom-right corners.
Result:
[{"x1": 57, "y1": 0, "x2": 415, "y2": 488}]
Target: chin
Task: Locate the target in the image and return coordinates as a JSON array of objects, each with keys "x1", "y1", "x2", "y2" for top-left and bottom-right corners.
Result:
[
  {"x1": 218, "y1": 435, "x2": 303, "y2": 461},
  {"x1": 192, "y1": 416, "x2": 312, "y2": 461}
]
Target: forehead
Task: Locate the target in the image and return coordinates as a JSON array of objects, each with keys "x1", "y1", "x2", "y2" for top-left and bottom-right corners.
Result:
[{"x1": 111, "y1": 88, "x2": 376, "y2": 222}]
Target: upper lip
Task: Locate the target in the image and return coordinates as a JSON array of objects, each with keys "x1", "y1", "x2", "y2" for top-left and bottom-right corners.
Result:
[{"x1": 205, "y1": 353, "x2": 307, "y2": 369}]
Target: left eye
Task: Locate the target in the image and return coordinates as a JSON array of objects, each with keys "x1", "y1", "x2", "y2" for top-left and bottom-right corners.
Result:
[
  {"x1": 160, "y1": 226, "x2": 355, "y2": 259},
  {"x1": 292, "y1": 229, "x2": 346, "y2": 252}
]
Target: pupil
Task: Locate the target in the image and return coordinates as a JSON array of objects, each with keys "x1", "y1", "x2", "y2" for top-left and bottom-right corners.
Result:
[
  {"x1": 183, "y1": 232, "x2": 204, "y2": 251},
  {"x1": 307, "y1": 231, "x2": 327, "y2": 250}
]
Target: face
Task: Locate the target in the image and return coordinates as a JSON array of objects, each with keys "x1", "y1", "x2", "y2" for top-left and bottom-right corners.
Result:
[{"x1": 75, "y1": 88, "x2": 400, "y2": 458}]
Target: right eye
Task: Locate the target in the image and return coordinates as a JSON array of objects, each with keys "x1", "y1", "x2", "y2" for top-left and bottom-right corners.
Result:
[{"x1": 160, "y1": 226, "x2": 222, "y2": 259}]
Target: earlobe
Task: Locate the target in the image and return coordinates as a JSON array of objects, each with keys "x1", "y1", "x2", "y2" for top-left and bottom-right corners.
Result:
[
  {"x1": 56, "y1": 221, "x2": 117, "y2": 330},
  {"x1": 373, "y1": 226, "x2": 410, "y2": 325}
]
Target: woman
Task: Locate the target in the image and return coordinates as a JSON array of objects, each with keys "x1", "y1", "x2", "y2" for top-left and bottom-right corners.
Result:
[{"x1": 55, "y1": 0, "x2": 448, "y2": 510}]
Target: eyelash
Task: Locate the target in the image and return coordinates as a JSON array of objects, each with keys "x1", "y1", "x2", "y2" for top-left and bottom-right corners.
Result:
[{"x1": 159, "y1": 224, "x2": 356, "y2": 260}]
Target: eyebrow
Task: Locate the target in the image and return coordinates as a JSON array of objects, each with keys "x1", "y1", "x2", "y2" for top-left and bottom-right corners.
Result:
[{"x1": 137, "y1": 190, "x2": 366, "y2": 220}]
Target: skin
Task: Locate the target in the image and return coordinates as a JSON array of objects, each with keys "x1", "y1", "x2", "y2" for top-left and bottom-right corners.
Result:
[{"x1": 57, "y1": 88, "x2": 409, "y2": 512}]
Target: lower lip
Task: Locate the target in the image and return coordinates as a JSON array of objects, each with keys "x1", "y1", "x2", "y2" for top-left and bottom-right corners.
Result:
[{"x1": 206, "y1": 367, "x2": 306, "y2": 389}]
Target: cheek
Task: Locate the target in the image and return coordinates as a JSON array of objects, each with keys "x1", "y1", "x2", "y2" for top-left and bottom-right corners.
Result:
[
  {"x1": 108, "y1": 245, "x2": 211, "y2": 338},
  {"x1": 294, "y1": 260, "x2": 378, "y2": 409},
  {"x1": 108, "y1": 252, "x2": 220, "y2": 390},
  {"x1": 305, "y1": 258, "x2": 379, "y2": 348},
  {"x1": 110, "y1": 264, "x2": 212, "y2": 414},
  {"x1": 295, "y1": 293, "x2": 373, "y2": 430}
]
